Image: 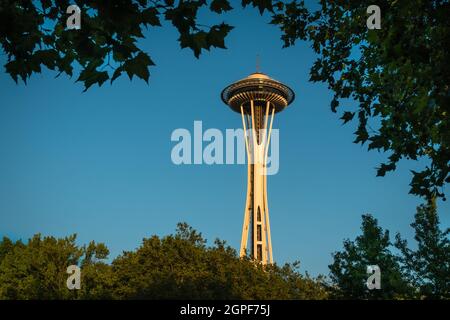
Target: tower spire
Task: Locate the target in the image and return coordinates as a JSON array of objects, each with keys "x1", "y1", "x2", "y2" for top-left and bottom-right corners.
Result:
[{"x1": 256, "y1": 54, "x2": 261, "y2": 73}]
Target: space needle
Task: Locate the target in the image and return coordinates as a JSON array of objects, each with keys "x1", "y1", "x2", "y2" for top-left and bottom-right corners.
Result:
[{"x1": 221, "y1": 71, "x2": 295, "y2": 264}]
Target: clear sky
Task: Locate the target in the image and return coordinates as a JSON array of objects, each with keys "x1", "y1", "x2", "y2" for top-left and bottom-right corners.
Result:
[{"x1": 0, "y1": 4, "x2": 448, "y2": 276}]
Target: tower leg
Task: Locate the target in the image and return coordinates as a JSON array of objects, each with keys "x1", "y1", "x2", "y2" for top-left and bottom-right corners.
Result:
[{"x1": 239, "y1": 100, "x2": 275, "y2": 264}]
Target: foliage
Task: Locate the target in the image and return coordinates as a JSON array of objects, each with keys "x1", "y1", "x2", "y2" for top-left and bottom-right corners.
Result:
[
  {"x1": 0, "y1": 234, "x2": 110, "y2": 299},
  {"x1": 1, "y1": 1, "x2": 448, "y2": 200},
  {"x1": 328, "y1": 214, "x2": 414, "y2": 299},
  {"x1": 0, "y1": 215, "x2": 447, "y2": 300},
  {"x1": 1, "y1": 2, "x2": 449, "y2": 299},
  {"x1": 0, "y1": 0, "x2": 237, "y2": 90},
  {"x1": 0, "y1": 223, "x2": 328, "y2": 300},
  {"x1": 271, "y1": 0, "x2": 450, "y2": 200},
  {"x1": 395, "y1": 200, "x2": 450, "y2": 299},
  {"x1": 112, "y1": 222, "x2": 328, "y2": 299}
]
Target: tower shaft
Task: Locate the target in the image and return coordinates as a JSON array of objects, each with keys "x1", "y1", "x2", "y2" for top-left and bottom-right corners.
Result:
[
  {"x1": 221, "y1": 71, "x2": 295, "y2": 266},
  {"x1": 240, "y1": 100, "x2": 274, "y2": 264}
]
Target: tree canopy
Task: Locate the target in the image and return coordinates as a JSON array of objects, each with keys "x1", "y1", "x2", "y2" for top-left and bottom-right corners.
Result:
[
  {"x1": 0, "y1": 207, "x2": 448, "y2": 300},
  {"x1": 0, "y1": 223, "x2": 328, "y2": 300},
  {"x1": 395, "y1": 200, "x2": 450, "y2": 299},
  {"x1": 272, "y1": 0, "x2": 450, "y2": 201},
  {"x1": 329, "y1": 203, "x2": 449, "y2": 300},
  {"x1": 328, "y1": 214, "x2": 414, "y2": 299},
  {"x1": 1, "y1": 1, "x2": 449, "y2": 199},
  {"x1": 0, "y1": 234, "x2": 110, "y2": 299}
]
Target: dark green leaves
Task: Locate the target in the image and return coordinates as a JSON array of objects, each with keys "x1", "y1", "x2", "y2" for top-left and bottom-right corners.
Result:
[
  {"x1": 179, "y1": 23, "x2": 233, "y2": 58},
  {"x1": 210, "y1": 0, "x2": 232, "y2": 13},
  {"x1": 33, "y1": 49, "x2": 59, "y2": 70},
  {"x1": 368, "y1": 135, "x2": 389, "y2": 151},
  {"x1": 77, "y1": 69, "x2": 109, "y2": 91},
  {"x1": 141, "y1": 7, "x2": 161, "y2": 27},
  {"x1": 41, "y1": 0, "x2": 52, "y2": 10},
  {"x1": 0, "y1": 0, "x2": 241, "y2": 90},
  {"x1": 376, "y1": 162, "x2": 396, "y2": 177},
  {"x1": 123, "y1": 52, "x2": 154, "y2": 83},
  {"x1": 1, "y1": 0, "x2": 278, "y2": 90},
  {"x1": 330, "y1": 98, "x2": 339, "y2": 112},
  {"x1": 340, "y1": 111, "x2": 354, "y2": 124},
  {"x1": 4, "y1": 1, "x2": 446, "y2": 202},
  {"x1": 210, "y1": 23, "x2": 233, "y2": 45},
  {"x1": 242, "y1": 0, "x2": 274, "y2": 15},
  {"x1": 110, "y1": 52, "x2": 155, "y2": 84},
  {"x1": 409, "y1": 168, "x2": 445, "y2": 199},
  {"x1": 208, "y1": 23, "x2": 233, "y2": 49},
  {"x1": 4, "y1": 60, "x2": 25, "y2": 84},
  {"x1": 272, "y1": 0, "x2": 450, "y2": 200}
]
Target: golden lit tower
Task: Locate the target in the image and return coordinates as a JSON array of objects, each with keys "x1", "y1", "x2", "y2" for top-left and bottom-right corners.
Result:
[{"x1": 221, "y1": 72, "x2": 295, "y2": 264}]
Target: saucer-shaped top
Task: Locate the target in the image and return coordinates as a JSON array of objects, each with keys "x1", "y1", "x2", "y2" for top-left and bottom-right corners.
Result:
[{"x1": 221, "y1": 72, "x2": 295, "y2": 114}]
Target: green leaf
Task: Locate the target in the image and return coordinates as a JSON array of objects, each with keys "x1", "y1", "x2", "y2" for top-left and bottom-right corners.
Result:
[
  {"x1": 33, "y1": 49, "x2": 59, "y2": 70},
  {"x1": 141, "y1": 7, "x2": 161, "y2": 27},
  {"x1": 241, "y1": 0, "x2": 273, "y2": 15},
  {"x1": 353, "y1": 125, "x2": 369, "y2": 144},
  {"x1": 368, "y1": 135, "x2": 389, "y2": 151},
  {"x1": 340, "y1": 111, "x2": 354, "y2": 124},
  {"x1": 42, "y1": 0, "x2": 52, "y2": 10},
  {"x1": 123, "y1": 52, "x2": 154, "y2": 83},
  {"x1": 111, "y1": 66, "x2": 124, "y2": 84},
  {"x1": 331, "y1": 98, "x2": 339, "y2": 112},
  {"x1": 210, "y1": 0, "x2": 232, "y2": 13},
  {"x1": 5, "y1": 60, "x2": 20, "y2": 83},
  {"x1": 77, "y1": 69, "x2": 109, "y2": 91},
  {"x1": 207, "y1": 24, "x2": 234, "y2": 50},
  {"x1": 367, "y1": 30, "x2": 378, "y2": 43},
  {"x1": 376, "y1": 162, "x2": 396, "y2": 177}
]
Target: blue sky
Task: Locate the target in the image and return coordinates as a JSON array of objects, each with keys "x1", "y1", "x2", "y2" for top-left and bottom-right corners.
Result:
[{"x1": 0, "y1": 4, "x2": 448, "y2": 276}]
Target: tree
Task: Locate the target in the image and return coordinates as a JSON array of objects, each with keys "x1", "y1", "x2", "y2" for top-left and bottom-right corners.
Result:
[
  {"x1": 395, "y1": 200, "x2": 450, "y2": 299},
  {"x1": 78, "y1": 240, "x2": 115, "y2": 299},
  {"x1": 271, "y1": 0, "x2": 450, "y2": 200},
  {"x1": 329, "y1": 214, "x2": 414, "y2": 299},
  {"x1": 0, "y1": 223, "x2": 328, "y2": 299},
  {"x1": 111, "y1": 222, "x2": 328, "y2": 299},
  {"x1": 0, "y1": 234, "x2": 111, "y2": 299}
]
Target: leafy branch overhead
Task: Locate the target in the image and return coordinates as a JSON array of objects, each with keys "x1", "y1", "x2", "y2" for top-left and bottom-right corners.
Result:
[
  {"x1": 269, "y1": 0, "x2": 449, "y2": 200},
  {"x1": 1, "y1": 0, "x2": 449, "y2": 200},
  {"x1": 0, "y1": 0, "x2": 243, "y2": 90}
]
